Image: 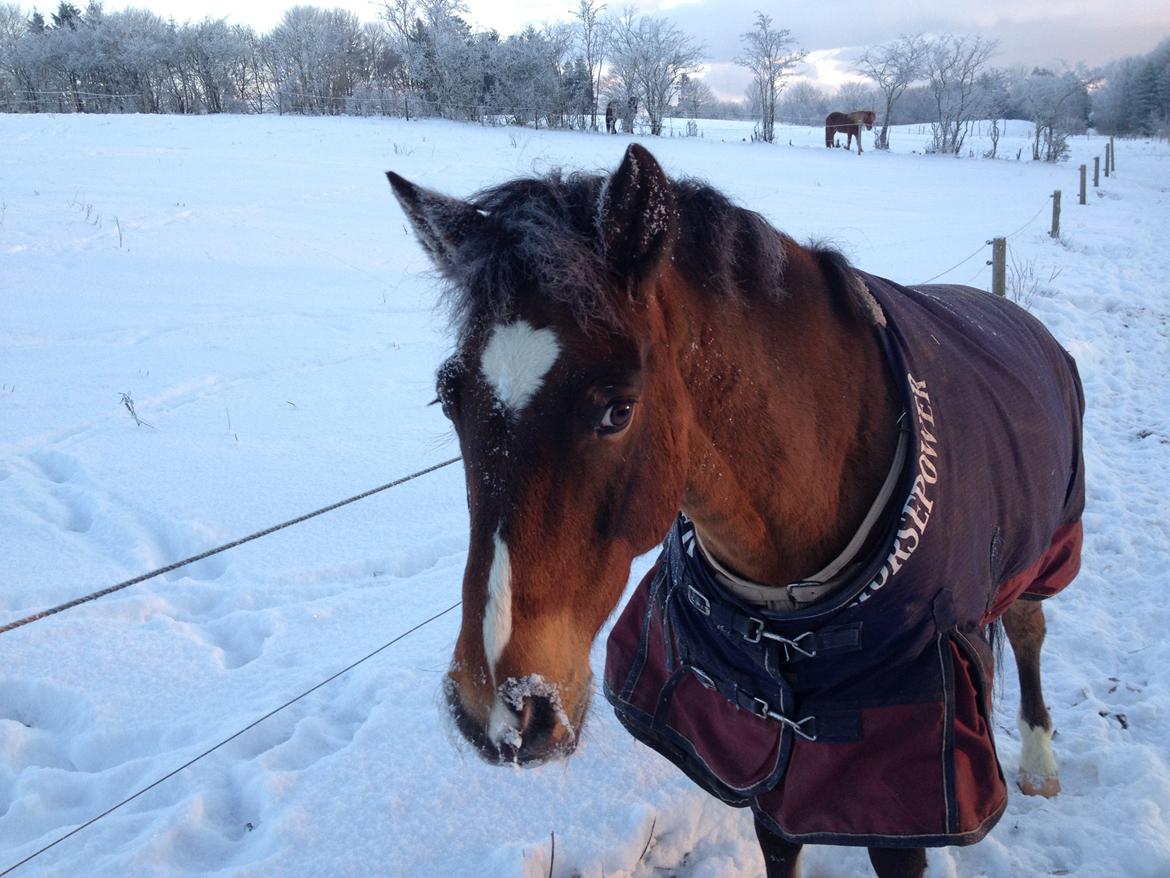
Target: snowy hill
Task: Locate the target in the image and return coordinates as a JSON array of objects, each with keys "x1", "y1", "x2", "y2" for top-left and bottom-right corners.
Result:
[{"x1": 2, "y1": 114, "x2": 1169, "y2": 877}]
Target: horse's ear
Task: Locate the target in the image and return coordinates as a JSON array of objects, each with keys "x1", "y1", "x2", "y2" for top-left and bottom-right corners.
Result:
[
  {"x1": 386, "y1": 172, "x2": 486, "y2": 269},
  {"x1": 598, "y1": 144, "x2": 675, "y2": 281}
]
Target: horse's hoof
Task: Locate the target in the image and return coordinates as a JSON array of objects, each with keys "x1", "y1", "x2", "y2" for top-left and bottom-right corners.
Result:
[{"x1": 1018, "y1": 772, "x2": 1061, "y2": 797}]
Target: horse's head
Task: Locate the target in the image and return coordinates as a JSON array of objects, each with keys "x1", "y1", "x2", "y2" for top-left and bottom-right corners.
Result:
[
  {"x1": 388, "y1": 146, "x2": 689, "y2": 766},
  {"x1": 863, "y1": 111, "x2": 876, "y2": 130}
]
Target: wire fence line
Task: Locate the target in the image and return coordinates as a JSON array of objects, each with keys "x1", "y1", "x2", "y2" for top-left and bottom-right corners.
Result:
[
  {"x1": 0, "y1": 88, "x2": 847, "y2": 131},
  {"x1": 916, "y1": 187, "x2": 1071, "y2": 288},
  {"x1": 0, "y1": 457, "x2": 462, "y2": 636},
  {"x1": 918, "y1": 239, "x2": 993, "y2": 286},
  {"x1": 1005, "y1": 199, "x2": 1053, "y2": 239},
  {"x1": 0, "y1": 599, "x2": 463, "y2": 878}
]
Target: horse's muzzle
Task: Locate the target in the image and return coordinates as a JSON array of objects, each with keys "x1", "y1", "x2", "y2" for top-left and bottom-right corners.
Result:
[{"x1": 444, "y1": 676, "x2": 584, "y2": 766}]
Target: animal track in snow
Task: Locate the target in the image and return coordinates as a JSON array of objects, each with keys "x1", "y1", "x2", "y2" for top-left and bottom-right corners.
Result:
[
  {"x1": 199, "y1": 612, "x2": 276, "y2": 670},
  {"x1": 140, "y1": 517, "x2": 229, "y2": 582},
  {"x1": 27, "y1": 448, "x2": 82, "y2": 484},
  {"x1": 12, "y1": 449, "x2": 99, "y2": 534}
]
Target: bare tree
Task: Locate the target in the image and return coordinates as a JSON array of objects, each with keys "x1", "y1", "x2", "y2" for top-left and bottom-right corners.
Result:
[
  {"x1": 676, "y1": 72, "x2": 713, "y2": 119},
  {"x1": 609, "y1": 10, "x2": 702, "y2": 135},
  {"x1": 734, "y1": 12, "x2": 805, "y2": 143},
  {"x1": 572, "y1": 0, "x2": 608, "y2": 131},
  {"x1": 857, "y1": 33, "x2": 926, "y2": 149},
  {"x1": 978, "y1": 66, "x2": 1011, "y2": 158},
  {"x1": 777, "y1": 78, "x2": 829, "y2": 124},
  {"x1": 380, "y1": 0, "x2": 480, "y2": 116},
  {"x1": 268, "y1": 7, "x2": 366, "y2": 115},
  {"x1": 1015, "y1": 66, "x2": 1092, "y2": 162},
  {"x1": 924, "y1": 34, "x2": 996, "y2": 155}
]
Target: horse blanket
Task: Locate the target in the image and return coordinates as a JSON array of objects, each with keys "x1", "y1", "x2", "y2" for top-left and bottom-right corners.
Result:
[{"x1": 604, "y1": 272, "x2": 1085, "y2": 847}]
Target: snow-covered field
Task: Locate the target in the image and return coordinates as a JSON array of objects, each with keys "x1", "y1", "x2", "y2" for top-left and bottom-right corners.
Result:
[{"x1": 2, "y1": 113, "x2": 1168, "y2": 877}]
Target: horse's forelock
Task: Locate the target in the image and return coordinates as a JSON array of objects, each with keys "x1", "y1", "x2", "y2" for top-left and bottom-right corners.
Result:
[
  {"x1": 437, "y1": 172, "x2": 629, "y2": 335},
  {"x1": 435, "y1": 166, "x2": 796, "y2": 339}
]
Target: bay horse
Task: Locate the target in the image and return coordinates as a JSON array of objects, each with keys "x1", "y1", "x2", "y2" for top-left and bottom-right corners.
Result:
[
  {"x1": 386, "y1": 144, "x2": 1084, "y2": 878},
  {"x1": 826, "y1": 110, "x2": 876, "y2": 154},
  {"x1": 605, "y1": 97, "x2": 637, "y2": 134},
  {"x1": 605, "y1": 99, "x2": 618, "y2": 134}
]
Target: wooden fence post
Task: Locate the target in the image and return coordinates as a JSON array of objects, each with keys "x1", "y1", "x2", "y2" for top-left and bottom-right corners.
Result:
[
  {"x1": 990, "y1": 238, "x2": 1006, "y2": 297},
  {"x1": 1109, "y1": 135, "x2": 1116, "y2": 173},
  {"x1": 1104, "y1": 144, "x2": 1111, "y2": 178},
  {"x1": 1079, "y1": 164, "x2": 1087, "y2": 205},
  {"x1": 1094, "y1": 155, "x2": 1100, "y2": 187},
  {"x1": 1050, "y1": 190, "x2": 1061, "y2": 239}
]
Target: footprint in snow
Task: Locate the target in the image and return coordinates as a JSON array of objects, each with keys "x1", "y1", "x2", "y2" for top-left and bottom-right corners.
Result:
[
  {"x1": 13, "y1": 449, "x2": 100, "y2": 534},
  {"x1": 199, "y1": 612, "x2": 275, "y2": 670}
]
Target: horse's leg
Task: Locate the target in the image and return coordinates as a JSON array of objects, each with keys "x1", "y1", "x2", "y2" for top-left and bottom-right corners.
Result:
[
  {"x1": 856, "y1": 125, "x2": 864, "y2": 154},
  {"x1": 867, "y1": 847, "x2": 926, "y2": 878},
  {"x1": 754, "y1": 815, "x2": 804, "y2": 878},
  {"x1": 1003, "y1": 599, "x2": 1061, "y2": 797}
]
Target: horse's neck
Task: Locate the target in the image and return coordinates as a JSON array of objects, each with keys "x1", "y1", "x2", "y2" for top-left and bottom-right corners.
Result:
[{"x1": 674, "y1": 246, "x2": 900, "y2": 589}]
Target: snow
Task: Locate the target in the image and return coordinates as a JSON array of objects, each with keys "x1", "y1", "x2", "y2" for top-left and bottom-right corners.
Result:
[{"x1": 2, "y1": 113, "x2": 1169, "y2": 877}]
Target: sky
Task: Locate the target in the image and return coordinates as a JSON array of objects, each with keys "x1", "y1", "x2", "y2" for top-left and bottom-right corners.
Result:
[{"x1": 88, "y1": 0, "x2": 1170, "y2": 98}]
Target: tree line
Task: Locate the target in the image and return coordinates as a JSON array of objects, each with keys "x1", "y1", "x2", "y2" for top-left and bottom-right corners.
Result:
[{"x1": 0, "y1": 1, "x2": 1163, "y2": 159}]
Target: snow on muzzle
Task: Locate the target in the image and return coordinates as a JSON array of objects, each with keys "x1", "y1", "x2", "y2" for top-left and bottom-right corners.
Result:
[
  {"x1": 444, "y1": 531, "x2": 592, "y2": 766},
  {"x1": 445, "y1": 670, "x2": 588, "y2": 766}
]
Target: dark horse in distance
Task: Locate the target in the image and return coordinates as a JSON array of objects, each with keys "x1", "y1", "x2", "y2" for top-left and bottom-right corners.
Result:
[
  {"x1": 605, "y1": 97, "x2": 638, "y2": 134},
  {"x1": 826, "y1": 110, "x2": 876, "y2": 154},
  {"x1": 387, "y1": 145, "x2": 1084, "y2": 877}
]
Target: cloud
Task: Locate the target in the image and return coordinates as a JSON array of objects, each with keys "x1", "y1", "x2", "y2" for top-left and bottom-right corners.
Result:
[{"x1": 653, "y1": 0, "x2": 1170, "y2": 72}]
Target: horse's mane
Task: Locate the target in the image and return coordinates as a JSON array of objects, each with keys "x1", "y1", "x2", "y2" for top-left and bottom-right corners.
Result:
[{"x1": 439, "y1": 168, "x2": 853, "y2": 333}]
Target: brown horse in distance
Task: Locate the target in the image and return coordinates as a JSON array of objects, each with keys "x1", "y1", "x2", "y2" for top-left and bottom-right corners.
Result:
[
  {"x1": 386, "y1": 144, "x2": 1084, "y2": 878},
  {"x1": 826, "y1": 110, "x2": 876, "y2": 154},
  {"x1": 605, "y1": 99, "x2": 618, "y2": 134},
  {"x1": 606, "y1": 97, "x2": 638, "y2": 134}
]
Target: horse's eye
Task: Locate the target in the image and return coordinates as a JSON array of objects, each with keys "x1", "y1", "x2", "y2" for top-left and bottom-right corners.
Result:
[{"x1": 599, "y1": 400, "x2": 636, "y2": 434}]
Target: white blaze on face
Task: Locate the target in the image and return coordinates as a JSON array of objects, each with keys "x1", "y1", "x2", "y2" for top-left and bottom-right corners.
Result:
[
  {"x1": 483, "y1": 530, "x2": 518, "y2": 748},
  {"x1": 483, "y1": 530, "x2": 513, "y2": 682},
  {"x1": 480, "y1": 321, "x2": 561, "y2": 415}
]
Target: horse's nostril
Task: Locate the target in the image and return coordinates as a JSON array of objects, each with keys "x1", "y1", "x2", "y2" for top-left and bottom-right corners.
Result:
[
  {"x1": 517, "y1": 699, "x2": 534, "y2": 734},
  {"x1": 519, "y1": 694, "x2": 558, "y2": 745}
]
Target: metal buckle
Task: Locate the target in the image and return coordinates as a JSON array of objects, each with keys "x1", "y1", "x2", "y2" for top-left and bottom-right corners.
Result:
[
  {"x1": 788, "y1": 715, "x2": 819, "y2": 742},
  {"x1": 690, "y1": 666, "x2": 716, "y2": 690},
  {"x1": 761, "y1": 708, "x2": 818, "y2": 742},
  {"x1": 750, "y1": 624, "x2": 819, "y2": 660},
  {"x1": 687, "y1": 585, "x2": 711, "y2": 616},
  {"x1": 743, "y1": 617, "x2": 764, "y2": 643},
  {"x1": 777, "y1": 631, "x2": 818, "y2": 660}
]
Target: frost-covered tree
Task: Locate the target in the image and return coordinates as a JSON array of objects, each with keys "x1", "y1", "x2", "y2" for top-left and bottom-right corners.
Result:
[
  {"x1": 267, "y1": 6, "x2": 364, "y2": 114},
  {"x1": 609, "y1": 10, "x2": 702, "y2": 135},
  {"x1": 1014, "y1": 67, "x2": 1091, "y2": 162},
  {"x1": 571, "y1": 0, "x2": 607, "y2": 130},
  {"x1": 381, "y1": 0, "x2": 485, "y2": 117},
  {"x1": 93, "y1": 9, "x2": 173, "y2": 112},
  {"x1": 857, "y1": 33, "x2": 926, "y2": 149},
  {"x1": 777, "y1": 79, "x2": 828, "y2": 124},
  {"x1": 1093, "y1": 38, "x2": 1170, "y2": 137},
  {"x1": 833, "y1": 80, "x2": 878, "y2": 112},
  {"x1": 735, "y1": 12, "x2": 804, "y2": 143},
  {"x1": 346, "y1": 21, "x2": 404, "y2": 115},
  {"x1": 181, "y1": 18, "x2": 249, "y2": 112},
  {"x1": 676, "y1": 73, "x2": 712, "y2": 119},
  {"x1": 924, "y1": 33, "x2": 996, "y2": 154},
  {"x1": 977, "y1": 67, "x2": 1011, "y2": 158},
  {"x1": 0, "y1": 3, "x2": 39, "y2": 109}
]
